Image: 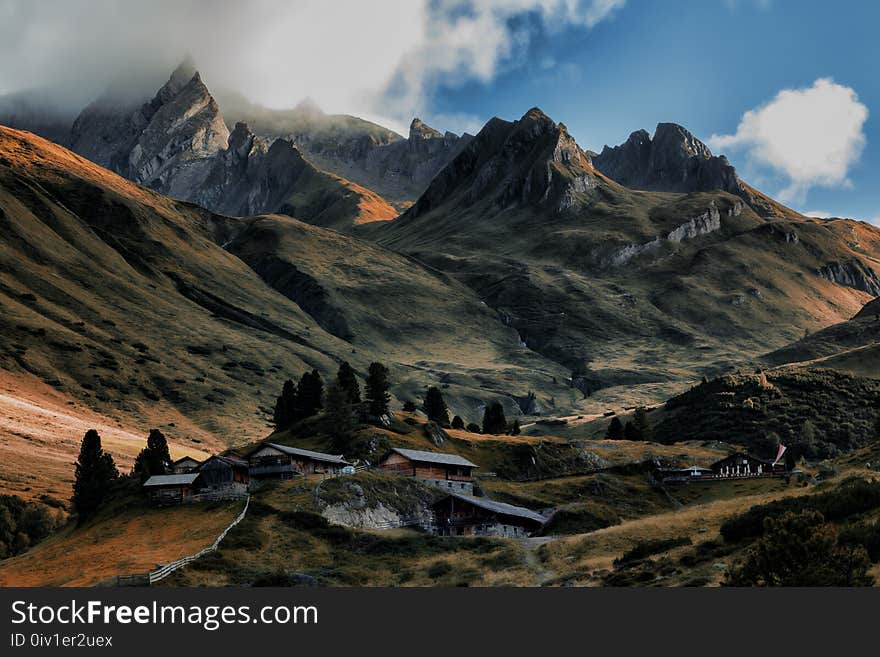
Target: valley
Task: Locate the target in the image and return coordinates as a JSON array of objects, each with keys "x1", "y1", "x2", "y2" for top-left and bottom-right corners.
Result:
[{"x1": 0, "y1": 58, "x2": 879, "y2": 588}]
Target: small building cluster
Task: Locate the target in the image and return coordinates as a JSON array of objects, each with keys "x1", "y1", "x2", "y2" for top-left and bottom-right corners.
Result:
[
  {"x1": 143, "y1": 441, "x2": 548, "y2": 537},
  {"x1": 657, "y1": 451, "x2": 787, "y2": 483}
]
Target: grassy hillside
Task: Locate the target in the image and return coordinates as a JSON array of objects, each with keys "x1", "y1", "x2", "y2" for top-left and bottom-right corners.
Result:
[
  {"x1": 0, "y1": 481, "x2": 243, "y2": 586},
  {"x1": 653, "y1": 369, "x2": 880, "y2": 458}
]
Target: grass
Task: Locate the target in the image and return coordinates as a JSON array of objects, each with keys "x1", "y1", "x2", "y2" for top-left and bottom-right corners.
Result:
[{"x1": 0, "y1": 485, "x2": 242, "y2": 586}]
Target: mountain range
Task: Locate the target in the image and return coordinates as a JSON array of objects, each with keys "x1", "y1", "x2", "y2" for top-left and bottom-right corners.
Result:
[{"x1": 2, "y1": 59, "x2": 880, "y2": 498}]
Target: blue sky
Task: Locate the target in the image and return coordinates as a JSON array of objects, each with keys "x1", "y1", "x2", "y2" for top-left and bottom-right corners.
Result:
[
  {"x1": 2, "y1": 0, "x2": 876, "y2": 220},
  {"x1": 422, "y1": 0, "x2": 879, "y2": 221}
]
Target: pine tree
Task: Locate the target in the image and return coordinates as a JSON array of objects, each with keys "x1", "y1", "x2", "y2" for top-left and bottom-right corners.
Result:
[
  {"x1": 631, "y1": 407, "x2": 652, "y2": 441},
  {"x1": 325, "y1": 381, "x2": 355, "y2": 452},
  {"x1": 273, "y1": 379, "x2": 298, "y2": 430},
  {"x1": 296, "y1": 370, "x2": 324, "y2": 419},
  {"x1": 133, "y1": 429, "x2": 172, "y2": 482},
  {"x1": 72, "y1": 429, "x2": 118, "y2": 521},
  {"x1": 424, "y1": 386, "x2": 450, "y2": 426},
  {"x1": 365, "y1": 362, "x2": 391, "y2": 417},
  {"x1": 482, "y1": 402, "x2": 507, "y2": 435},
  {"x1": 451, "y1": 415, "x2": 465, "y2": 430},
  {"x1": 606, "y1": 416, "x2": 624, "y2": 440},
  {"x1": 623, "y1": 421, "x2": 638, "y2": 441},
  {"x1": 510, "y1": 419, "x2": 521, "y2": 436},
  {"x1": 336, "y1": 361, "x2": 361, "y2": 404}
]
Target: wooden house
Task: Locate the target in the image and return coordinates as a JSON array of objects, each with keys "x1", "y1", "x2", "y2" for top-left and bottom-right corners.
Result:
[
  {"x1": 196, "y1": 455, "x2": 249, "y2": 497},
  {"x1": 379, "y1": 448, "x2": 478, "y2": 494},
  {"x1": 143, "y1": 473, "x2": 202, "y2": 505},
  {"x1": 247, "y1": 442, "x2": 350, "y2": 480},
  {"x1": 432, "y1": 492, "x2": 546, "y2": 538},
  {"x1": 171, "y1": 456, "x2": 202, "y2": 474}
]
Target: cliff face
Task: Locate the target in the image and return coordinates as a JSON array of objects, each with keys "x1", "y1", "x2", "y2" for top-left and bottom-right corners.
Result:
[
  {"x1": 65, "y1": 63, "x2": 395, "y2": 229},
  {"x1": 70, "y1": 60, "x2": 229, "y2": 196},
  {"x1": 406, "y1": 108, "x2": 598, "y2": 220},
  {"x1": 593, "y1": 123, "x2": 742, "y2": 195},
  {"x1": 592, "y1": 123, "x2": 799, "y2": 219}
]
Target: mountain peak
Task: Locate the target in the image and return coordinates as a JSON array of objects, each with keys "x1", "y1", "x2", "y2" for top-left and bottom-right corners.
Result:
[
  {"x1": 409, "y1": 118, "x2": 443, "y2": 141},
  {"x1": 593, "y1": 122, "x2": 739, "y2": 196}
]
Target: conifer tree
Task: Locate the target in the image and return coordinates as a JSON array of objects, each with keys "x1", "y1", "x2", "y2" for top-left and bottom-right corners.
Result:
[
  {"x1": 365, "y1": 362, "x2": 391, "y2": 417},
  {"x1": 273, "y1": 379, "x2": 298, "y2": 430},
  {"x1": 451, "y1": 415, "x2": 465, "y2": 430},
  {"x1": 296, "y1": 370, "x2": 324, "y2": 419},
  {"x1": 631, "y1": 407, "x2": 653, "y2": 441},
  {"x1": 482, "y1": 402, "x2": 508, "y2": 435},
  {"x1": 510, "y1": 419, "x2": 521, "y2": 435},
  {"x1": 606, "y1": 416, "x2": 624, "y2": 440},
  {"x1": 133, "y1": 429, "x2": 172, "y2": 482},
  {"x1": 424, "y1": 386, "x2": 450, "y2": 426},
  {"x1": 72, "y1": 429, "x2": 118, "y2": 521},
  {"x1": 336, "y1": 361, "x2": 361, "y2": 405}
]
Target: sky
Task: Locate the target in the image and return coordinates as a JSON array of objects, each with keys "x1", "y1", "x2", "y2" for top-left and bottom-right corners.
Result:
[{"x1": 0, "y1": 0, "x2": 877, "y2": 220}]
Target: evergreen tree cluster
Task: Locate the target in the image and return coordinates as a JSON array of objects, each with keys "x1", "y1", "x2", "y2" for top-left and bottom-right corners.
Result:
[
  {"x1": 132, "y1": 429, "x2": 172, "y2": 483},
  {"x1": 273, "y1": 369, "x2": 327, "y2": 430}
]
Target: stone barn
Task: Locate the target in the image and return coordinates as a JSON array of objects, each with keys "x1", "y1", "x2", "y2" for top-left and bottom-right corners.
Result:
[{"x1": 432, "y1": 492, "x2": 546, "y2": 537}]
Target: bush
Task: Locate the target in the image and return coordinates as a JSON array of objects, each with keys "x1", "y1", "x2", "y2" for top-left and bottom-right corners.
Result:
[
  {"x1": 0, "y1": 495, "x2": 60, "y2": 559},
  {"x1": 725, "y1": 510, "x2": 873, "y2": 586},
  {"x1": 720, "y1": 478, "x2": 880, "y2": 542}
]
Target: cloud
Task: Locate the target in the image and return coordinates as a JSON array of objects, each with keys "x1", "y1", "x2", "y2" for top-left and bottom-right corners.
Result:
[
  {"x1": 708, "y1": 78, "x2": 868, "y2": 203},
  {"x1": 0, "y1": 0, "x2": 624, "y2": 134},
  {"x1": 803, "y1": 210, "x2": 833, "y2": 219}
]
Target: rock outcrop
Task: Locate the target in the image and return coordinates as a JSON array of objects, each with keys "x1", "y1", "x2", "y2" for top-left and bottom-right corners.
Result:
[{"x1": 817, "y1": 260, "x2": 880, "y2": 296}]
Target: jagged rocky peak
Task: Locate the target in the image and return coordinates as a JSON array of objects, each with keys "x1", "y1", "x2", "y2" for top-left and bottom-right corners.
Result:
[
  {"x1": 593, "y1": 122, "x2": 741, "y2": 195},
  {"x1": 409, "y1": 118, "x2": 444, "y2": 141},
  {"x1": 406, "y1": 107, "x2": 598, "y2": 218}
]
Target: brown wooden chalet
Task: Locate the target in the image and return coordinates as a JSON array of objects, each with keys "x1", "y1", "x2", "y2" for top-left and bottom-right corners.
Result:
[
  {"x1": 432, "y1": 492, "x2": 546, "y2": 538},
  {"x1": 247, "y1": 442, "x2": 350, "y2": 480},
  {"x1": 379, "y1": 448, "x2": 478, "y2": 494},
  {"x1": 143, "y1": 473, "x2": 202, "y2": 505},
  {"x1": 171, "y1": 456, "x2": 202, "y2": 474},
  {"x1": 197, "y1": 455, "x2": 249, "y2": 496}
]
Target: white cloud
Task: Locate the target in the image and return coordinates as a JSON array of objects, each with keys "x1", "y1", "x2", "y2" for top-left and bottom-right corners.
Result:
[
  {"x1": 803, "y1": 210, "x2": 833, "y2": 219},
  {"x1": 0, "y1": 0, "x2": 624, "y2": 134},
  {"x1": 708, "y1": 78, "x2": 869, "y2": 203}
]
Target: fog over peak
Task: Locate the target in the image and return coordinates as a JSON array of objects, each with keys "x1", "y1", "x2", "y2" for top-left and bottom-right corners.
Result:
[{"x1": 0, "y1": 0, "x2": 624, "y2": 135}]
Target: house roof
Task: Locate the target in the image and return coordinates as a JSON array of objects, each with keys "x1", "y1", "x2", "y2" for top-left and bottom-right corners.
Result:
[
  {"x1": 143, "y1": 473, "x2": 200, "y2": 487},
  {"x1": 389, "y1": 447, "x2": 478, "y2": 469},
  {"x1": 262, "y1": 443, "x2": 349, "y2": 465},
  {"x1": 199, "y1": 454, "x2": 248, "y2": 469},
  {"x1": 712, "y1": 452, "x2": 772, "y2": 467},
  {"x1": 173, "y1": 456, "x2": 202, "y2": 465},
  {"x1": 439, "y1": 492, "x2": 546, "y2": 524}
]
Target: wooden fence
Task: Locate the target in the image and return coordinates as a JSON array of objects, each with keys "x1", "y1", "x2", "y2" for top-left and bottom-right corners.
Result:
[{"x1": 146, "y1": 495, "x2": 250, "y2": 585}]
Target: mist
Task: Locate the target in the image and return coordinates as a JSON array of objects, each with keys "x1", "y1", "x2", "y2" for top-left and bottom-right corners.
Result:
[{"x1": 0, "y1": 0, "x2": 624, "y2": 134}]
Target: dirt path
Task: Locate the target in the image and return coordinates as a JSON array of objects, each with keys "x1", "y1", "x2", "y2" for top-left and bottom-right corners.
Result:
[{"x1": 517, "y1": 536, "x2": 558, "y2": 586}]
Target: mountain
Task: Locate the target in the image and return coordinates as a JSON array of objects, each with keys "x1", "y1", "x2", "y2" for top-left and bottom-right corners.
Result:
[
  {"x1": 63, "y1": 62, "x2": 395, "y2": 229},
  {"x1": 0, "y1": 126, "x2": 566, "y2": 497},
  {"x1": 193, "y1": 122, "x2": 396, "y2": 230},
  {"x1": 592, "y1": 123, "x2": 800, "y2": 219},
  {"x1": 762, "y1": 297, "x2": 880, "y2": 378},
  {"x1": 219, "y1": 93, "x2": 472, "y2": 208},
  {"x1": 376, "y1": 108, "x2": 880, "y2": 400}
]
